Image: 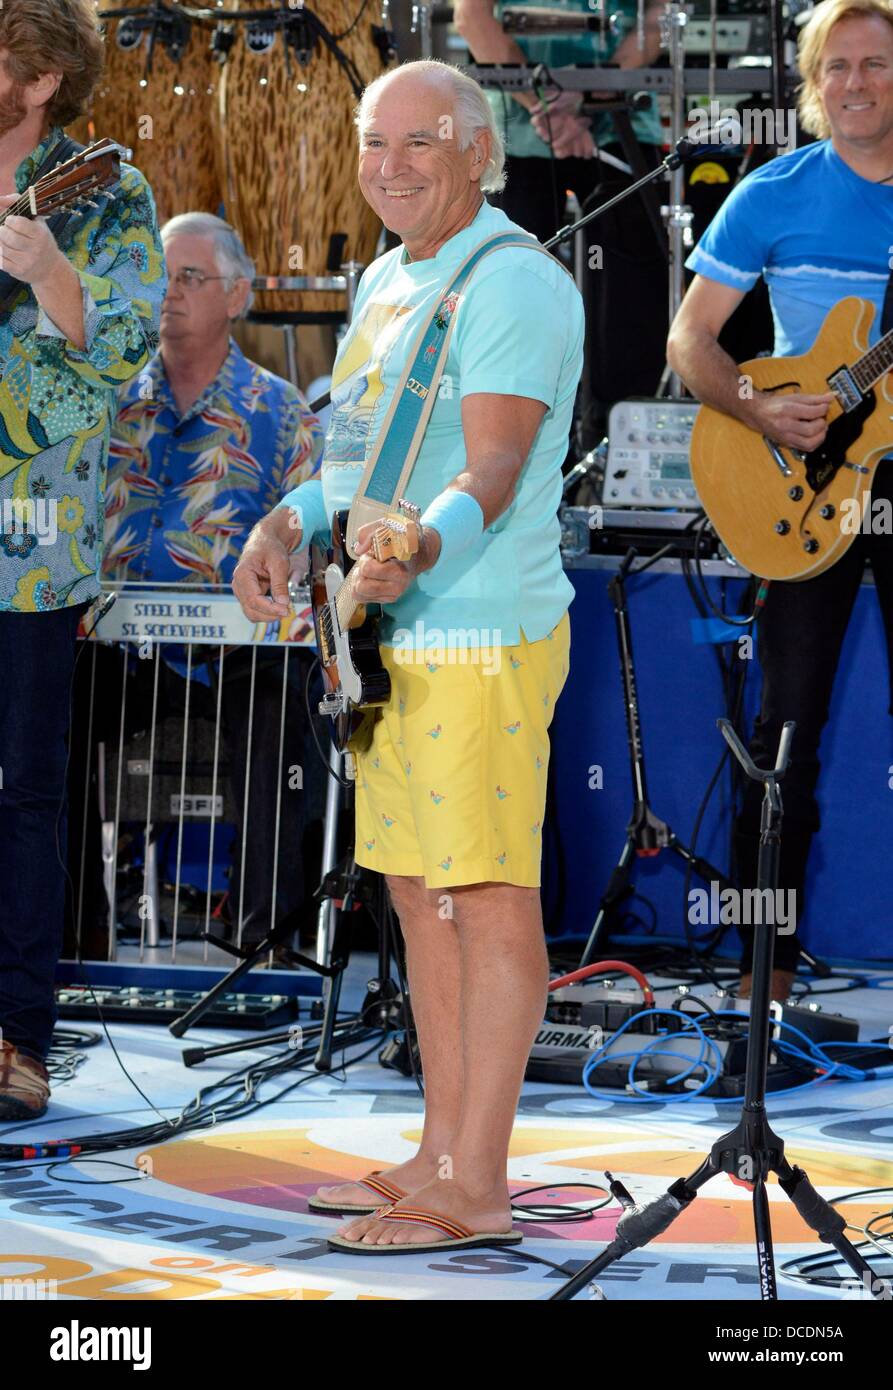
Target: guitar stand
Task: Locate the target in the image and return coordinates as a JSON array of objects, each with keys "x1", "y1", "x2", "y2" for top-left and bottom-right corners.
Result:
[
  {"x1": 579, "y1": 544, "x2": 733, "y2": 965},
  {"x1": 553, "y1": 720, "x2": 892, "y2": 1302}
]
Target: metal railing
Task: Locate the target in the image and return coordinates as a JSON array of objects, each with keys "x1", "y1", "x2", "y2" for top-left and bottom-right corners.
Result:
[{"x1": 70, "y1": 580, "x2": 337, "y2": 972}]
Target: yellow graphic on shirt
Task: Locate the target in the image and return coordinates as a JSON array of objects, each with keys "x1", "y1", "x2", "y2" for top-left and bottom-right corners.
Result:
[{"x1": 325, "y1": 301, "x2": 413, "y2": 468}]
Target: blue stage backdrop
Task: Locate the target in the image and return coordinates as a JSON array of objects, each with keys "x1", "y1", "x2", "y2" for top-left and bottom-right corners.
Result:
[{"x1": 544, "y1": 564, "x2": 893, "y2": 960}]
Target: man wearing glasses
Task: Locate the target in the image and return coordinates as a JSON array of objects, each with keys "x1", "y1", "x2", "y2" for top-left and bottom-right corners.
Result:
[{"x1": 76, "y1": 214, "x2": 324, "y2": 959}]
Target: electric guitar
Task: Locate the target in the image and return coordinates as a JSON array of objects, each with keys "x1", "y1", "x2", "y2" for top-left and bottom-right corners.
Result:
[
  {"x1": 689, "y1": 297, "x2": 893, "y2": 580},
  {"x1": 311, "y1": 501, "x2": 421, "y2": 752}
]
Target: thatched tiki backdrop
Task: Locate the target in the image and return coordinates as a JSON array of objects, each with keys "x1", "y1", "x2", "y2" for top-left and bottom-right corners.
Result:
[
  {"x1": 71, "y1": 1, "x2": 392, "y2": 322},
  {"x1": 214, "y1": 0, "x2": 392, "y2": 315},
  {"x1": 68, "y1": 0, "x2": 222, "y2": 224}
]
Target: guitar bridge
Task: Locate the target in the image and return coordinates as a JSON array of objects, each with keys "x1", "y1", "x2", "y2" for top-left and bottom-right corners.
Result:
[{"x1": 827, "y1": 367, "x2": 863, "y2": 412}]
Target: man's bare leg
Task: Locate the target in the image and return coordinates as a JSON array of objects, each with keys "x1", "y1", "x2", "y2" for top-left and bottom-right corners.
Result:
[
  {"x1": 316, "y1": 873, "x2": 463, "y2": 1219},
  {"x1": 341, "y1": 881, "x2": 548, "y2": 1246}
]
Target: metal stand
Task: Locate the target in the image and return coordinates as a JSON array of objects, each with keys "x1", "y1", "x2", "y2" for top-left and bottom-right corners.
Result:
[
  {"x1": 554, "y1": 720, "x2": 893, "y2": 1302},
  {"x1": 580, "y1": 545, "x2": 732, "y2": 965},
  {"x1": 658, "y1": 1, "x2": 692, "y2": 398},
  {"x1": 246, "y1": 264, "x2": 364, "y2": 392}
]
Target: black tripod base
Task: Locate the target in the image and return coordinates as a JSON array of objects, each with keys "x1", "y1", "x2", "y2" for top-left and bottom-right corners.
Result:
[{"x1": 550, "y1": 1140, "x2": 890, "y2": 1301}]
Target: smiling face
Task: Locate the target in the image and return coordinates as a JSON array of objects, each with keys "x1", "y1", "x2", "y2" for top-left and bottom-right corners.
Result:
[
  {"x1": 817, "y1": 13, "x2": 893, "y2": 149},
  {"x1": 357, "y1": 72, "x2": 491, "y2": 260}
]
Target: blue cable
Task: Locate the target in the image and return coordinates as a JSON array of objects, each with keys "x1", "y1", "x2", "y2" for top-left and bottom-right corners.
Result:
[
  {"x1": 582, "y1": 1008, "x2": 724, "y2": 1102},
  {"x1": 580, "y1": 1004, "x2": 881, "y2": 1103}
]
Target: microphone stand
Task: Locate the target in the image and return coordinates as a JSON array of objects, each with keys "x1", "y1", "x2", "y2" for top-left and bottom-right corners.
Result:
[
  {"x1": 541, "y1": 124, "x2": 716, "y2": 258},
  {"x1": 552, "y1": 720, "x2": 893, "y2": 1303}
]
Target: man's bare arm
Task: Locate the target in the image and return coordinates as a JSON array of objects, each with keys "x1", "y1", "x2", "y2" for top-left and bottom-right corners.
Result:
[
  {"x1": 453, "y1": 0, "x2": 546, "y2": 113},
  {"x1": 667, "y1": 275, "x2": 833, "y2": 451},
  {"x1": 350, "y1": 392, "x2": 547, "y2": 605}
]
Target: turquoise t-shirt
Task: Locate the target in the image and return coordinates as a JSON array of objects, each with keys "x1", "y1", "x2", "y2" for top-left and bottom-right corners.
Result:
[
  {"x1": 686, "y1": 141, "x2": 893, "y2": 357},
  {"x1": 486, "y1": 0, "x2": 664, "y2": 158},
  {"x1": 280, "y1": 199, "x2": 584, "y2": 648}
]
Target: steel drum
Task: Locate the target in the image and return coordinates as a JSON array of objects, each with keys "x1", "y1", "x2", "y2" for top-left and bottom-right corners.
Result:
[
  {"x1": 212, "y1": 0, "x2": 394, "y2": 315},
  {"x1": 69, "y1": 0, "x2": 223, "y2": 226}
]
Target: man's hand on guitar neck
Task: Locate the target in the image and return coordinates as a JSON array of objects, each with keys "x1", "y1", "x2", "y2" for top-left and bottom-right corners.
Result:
[
  {"x1": 0, "y1": 194, "x2": 86, "y2": 349},
  {"x1": 232, "y1": 507, "x2": 298, "y2": 622},
  {"x1": 350, "y1": 520, "x2": 442, "y2": 604}
]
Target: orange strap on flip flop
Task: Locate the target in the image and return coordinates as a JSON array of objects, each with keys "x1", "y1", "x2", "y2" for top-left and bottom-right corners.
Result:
[
  {"x1": 359, "y1": 1172, "x2": 406, "y2": 1203},
  {"x1": 370, "y1": 1205, "x2": 474, "y2": 1241}
]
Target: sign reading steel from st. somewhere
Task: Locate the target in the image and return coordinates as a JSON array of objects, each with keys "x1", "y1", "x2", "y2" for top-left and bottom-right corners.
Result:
[{"x1": 87, "y1": 590, "x2": 317, "y2": 648}]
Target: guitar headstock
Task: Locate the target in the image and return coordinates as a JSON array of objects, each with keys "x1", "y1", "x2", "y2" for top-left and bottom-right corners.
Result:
[
  {"x1": 371, "y1": 513, "x2": 421, "y2": 563},
  {"x1": 17, "y1": 139, "x2": 129, "y2": 222}
]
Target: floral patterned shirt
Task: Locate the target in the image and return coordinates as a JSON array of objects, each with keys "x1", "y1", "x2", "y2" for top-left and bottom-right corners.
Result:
[
  {"x1": 0, "y1": 126, "x2": 166, "y2": 613},
  {"x1": 104, "y1": 340, "x2": 323, "y2": 585}
]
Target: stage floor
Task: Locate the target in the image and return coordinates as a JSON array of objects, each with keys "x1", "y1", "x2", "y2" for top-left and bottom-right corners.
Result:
[{"x1": 2, "y1": 957, "x2": 891, "y2": 1303}]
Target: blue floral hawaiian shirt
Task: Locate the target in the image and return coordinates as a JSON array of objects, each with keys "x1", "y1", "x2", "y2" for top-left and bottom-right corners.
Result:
[
  {"x1": 0, "y1": 126, "x2": 166, "y2": 613},
  {"x1": 105, "y1": 339, "x2": 323, "y2": 585}
]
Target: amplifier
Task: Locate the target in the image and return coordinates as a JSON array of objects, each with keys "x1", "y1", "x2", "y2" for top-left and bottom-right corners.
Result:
[
  {"x1": 684, "y1": 14, "x2": 770, "y2": 54},
  {"x1": 603, "y1": 399, "x2": 701, "y2": 507},
  {"x1": 103, "y1": 713, "x2": 238, "y2": 825},
  {"x1": 527, "y1": 981, "x2": 859, "y2": 1087},
  {"x1": 560, "y1": 504, "x2": 721, "y2": 562}
]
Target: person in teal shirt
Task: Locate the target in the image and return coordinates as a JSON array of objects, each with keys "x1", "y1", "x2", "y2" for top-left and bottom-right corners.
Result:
[
  {"x1": 234, "y1": 60, "x2": 584, "y2": 1254},
  {"x1": 455, "y1": 0, "x2": 669, "y2": 434}
]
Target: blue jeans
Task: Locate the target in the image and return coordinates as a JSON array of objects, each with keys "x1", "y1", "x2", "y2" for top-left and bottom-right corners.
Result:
[{"x1": 0, "y1": 603, "x2": 87, "y2": 1060}]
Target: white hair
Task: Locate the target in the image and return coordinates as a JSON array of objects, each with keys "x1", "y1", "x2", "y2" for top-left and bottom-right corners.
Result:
[
  {"x1": 161, "y1": 212, "x2": 256, "y2": 317},
  {"x1": 354, "y1": 59, "x2": 507, "y2": 195}
]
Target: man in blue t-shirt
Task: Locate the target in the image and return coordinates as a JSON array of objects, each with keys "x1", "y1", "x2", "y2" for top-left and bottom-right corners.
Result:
[
  {"x1": 667, "y1": 0, "x2": 893, "y2": 1000},
  {"x1": 234, "y1": 59, "x2": 583, "y2": 1255}
]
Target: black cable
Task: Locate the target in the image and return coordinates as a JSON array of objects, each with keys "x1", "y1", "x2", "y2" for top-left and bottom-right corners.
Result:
[
  {"x1": 50, "y1": 600, "x2": 178, "y2": 1127},
  {"x1": 303, "y1": 654, "x2": 352, "y2": 788},
  {"x1": 509, "y1": 1180, "x2": 612, "y2": 1223},
  {"x1": 0, "y1": 1021, "x2": 385, "y2": 1163},
  {"x1": 530, "y1": 68, "x2": 562, "y2": 238}
]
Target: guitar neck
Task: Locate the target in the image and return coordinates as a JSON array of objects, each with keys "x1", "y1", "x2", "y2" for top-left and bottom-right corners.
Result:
[
  {"x1": 334, "y1": 566, "x2": 361, "y2": 631},
  {"x1": 852, "y1": 325, "x2": 893, "y2": 393}
]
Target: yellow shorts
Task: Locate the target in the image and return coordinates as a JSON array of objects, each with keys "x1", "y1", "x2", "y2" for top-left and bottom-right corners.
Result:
[{"x1": 353, "y1": 612, "x2": 570, "y2": 889}]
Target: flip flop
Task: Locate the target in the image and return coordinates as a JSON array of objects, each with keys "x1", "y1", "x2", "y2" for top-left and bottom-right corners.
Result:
[
  {"x1": 327, "y1": 1203, "x2": 523, "y2": 1254},
  {"x1": 307, "y1": 1170, "x2": 408, "y2": 1215}
]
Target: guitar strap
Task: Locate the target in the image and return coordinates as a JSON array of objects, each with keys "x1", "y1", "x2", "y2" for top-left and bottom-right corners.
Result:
[
  {"x1": 0, "y1": 134, "x2": 86, "y2": 317},
  {"x1": 345, "y1": 230, "x2": 574, "y2": 555}
]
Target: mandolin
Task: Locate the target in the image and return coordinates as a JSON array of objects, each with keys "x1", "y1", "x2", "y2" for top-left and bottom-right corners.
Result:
[
  {"x1": 689, "y1": 296, "x2": 893, "y2": 580},
  {"x1": 311, "y1": 501, "x2": 420, "y2": 753}
]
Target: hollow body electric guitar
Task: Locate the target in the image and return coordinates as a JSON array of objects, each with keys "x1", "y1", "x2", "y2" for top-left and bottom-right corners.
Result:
[
  {"x1": 311, "y1": 502, "x2": 421, "y2": 752},
  {"x1": 690, "y1": 297, "x2": 893, "y2": 580}
]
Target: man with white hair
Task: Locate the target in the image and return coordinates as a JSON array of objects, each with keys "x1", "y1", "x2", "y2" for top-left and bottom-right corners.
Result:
[
  {"x1": 80, "y1": 214, "x2": 324, "y2": 953},
  {"x1": 233, "y1": 60, "x2": 584, "y2": 1252}
]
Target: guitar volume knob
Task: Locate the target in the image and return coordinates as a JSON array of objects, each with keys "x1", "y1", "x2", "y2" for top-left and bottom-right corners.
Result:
[
  {"x1": 788, "y1": 486, "x2": 804, "y2": 501},
  {"x1": 774, "y1": 520, "x2": 791, "y2": 535},
  {"x1": 803, "y1": 539, "x2": 820, "y2": 554},
  {"x1": 818, "y1": 504, "x2": 835, "y2": 519}
]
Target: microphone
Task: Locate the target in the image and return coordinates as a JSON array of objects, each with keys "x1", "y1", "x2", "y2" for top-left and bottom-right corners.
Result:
[
  {"x1": 502, "y1": 6, "x2": 606, "y2": 32},
  {"x1": 671, "y1": 116, "x2": 743, "y2": 166}
]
